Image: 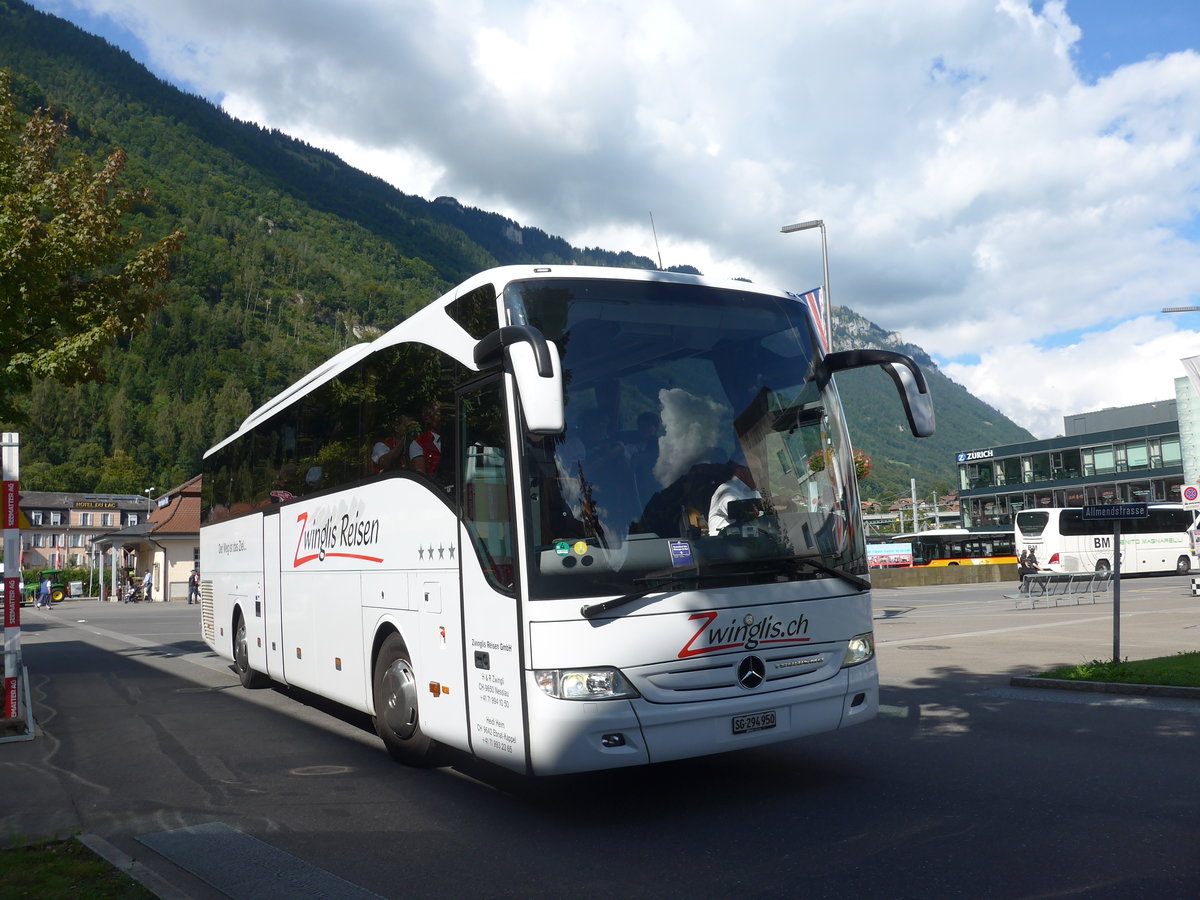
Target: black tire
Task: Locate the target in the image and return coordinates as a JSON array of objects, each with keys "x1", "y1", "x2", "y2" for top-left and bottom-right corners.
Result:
[
  {"x1": 1177, "y1": 556, "x2": 1191, "y2": 576},
  {"x1": 372, "y1": 632, "x2": 436, "y2": 765},
  {"x1": 1095, "y1": 559, "x2": 1111, "y2": 574},
  {"x1": 233, "y1": 613, "x2": 271, "y2": 689}
]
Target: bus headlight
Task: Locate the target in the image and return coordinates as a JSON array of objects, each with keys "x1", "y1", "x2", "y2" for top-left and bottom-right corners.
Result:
[
  {"x1": 535, "y1": 668, "x2": 640, "y2": 700},
  {"x1": 841, "y1": 633, "x2": 875, "y2": 668}
]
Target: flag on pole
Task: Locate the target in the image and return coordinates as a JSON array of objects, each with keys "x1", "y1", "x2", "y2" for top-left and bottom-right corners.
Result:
[{"x1": 790, "y1": 287, "x2": 827, "y2": 353}]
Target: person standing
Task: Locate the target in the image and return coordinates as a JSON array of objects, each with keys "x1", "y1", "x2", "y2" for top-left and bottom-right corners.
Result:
[{"x1": 187, "y1": 568, "x2": 200, "y2": 605}]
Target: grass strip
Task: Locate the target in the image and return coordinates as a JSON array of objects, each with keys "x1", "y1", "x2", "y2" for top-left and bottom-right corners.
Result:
[
  {"x1": 1035, "y1": 651, "x2": 1200, "y2": 687},
  {"x1": 0, "y1": 838, "x2": 154, "y2": 899}
]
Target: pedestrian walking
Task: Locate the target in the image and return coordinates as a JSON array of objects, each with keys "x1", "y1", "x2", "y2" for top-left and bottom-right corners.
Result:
[
  {"x1": 37, "y1": 576, "x2": 51, "y2": 609},
  {"x1": 142, "y1": 568, "x2": 154, "y2": 603}
]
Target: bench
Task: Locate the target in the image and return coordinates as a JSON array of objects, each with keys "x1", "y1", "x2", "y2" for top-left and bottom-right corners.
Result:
[{"x1": 1003, "y1": 571, "x2": 1113, "y2": 608}]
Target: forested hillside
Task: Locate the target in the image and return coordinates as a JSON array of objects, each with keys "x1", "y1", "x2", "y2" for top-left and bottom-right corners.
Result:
[
  {"x1": 830, "y1": 308, "x2": 1032, "y2": 500},
  {"x1": 0, "y1": 0, "x2": 1031, "y2": 501}
]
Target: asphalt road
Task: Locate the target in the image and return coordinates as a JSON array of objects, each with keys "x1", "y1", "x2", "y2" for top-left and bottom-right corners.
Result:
[{"x1": 4, "y1": 577, "x2": 1199, "y2": 899}]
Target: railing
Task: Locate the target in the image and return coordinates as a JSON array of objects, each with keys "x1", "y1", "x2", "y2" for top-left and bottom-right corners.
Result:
[{"x1": 1004, "y1": 571, "x2": 1113, "y2": 607}]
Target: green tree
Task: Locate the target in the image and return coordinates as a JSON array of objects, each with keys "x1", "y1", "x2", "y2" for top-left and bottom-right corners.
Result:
[
  {"x1": 94, "y1": 449, "x2": 146, "y2": 494},
  {"x1": 0, "y1": 70, "x2": 184, "y2": 420}
]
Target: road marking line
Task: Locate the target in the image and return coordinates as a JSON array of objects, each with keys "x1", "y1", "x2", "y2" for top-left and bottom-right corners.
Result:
[{"x1": 878, "y1": 607, "x2": 1194, "y2": 646}]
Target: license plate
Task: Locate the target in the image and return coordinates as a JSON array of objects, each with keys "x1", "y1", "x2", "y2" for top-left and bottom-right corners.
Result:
[{"x1": 732, "y1": 710, "x2": 776, "y2": 734}]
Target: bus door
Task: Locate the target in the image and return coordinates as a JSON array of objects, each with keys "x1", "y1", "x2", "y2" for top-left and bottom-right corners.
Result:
[
  {"x1": 456, "y1": 378, "x2": 528, "y2": 772},
  {"x1": 263, "y1": 511, "x2": 284, "y2": 679}
]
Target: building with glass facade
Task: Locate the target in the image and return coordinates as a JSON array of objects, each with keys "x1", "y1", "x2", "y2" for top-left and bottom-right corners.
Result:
[{"x1": 955, "y1": 399, "x2": 1183, "y2": 528}]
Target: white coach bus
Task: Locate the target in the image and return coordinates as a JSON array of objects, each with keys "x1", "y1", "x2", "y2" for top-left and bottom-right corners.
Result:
[
  {"x1": 1015, "y1": 503, "x2": 1197, "y2": 576},
  {"x1": 200, "y1": 265, "x2": 934, "y2": 775}
]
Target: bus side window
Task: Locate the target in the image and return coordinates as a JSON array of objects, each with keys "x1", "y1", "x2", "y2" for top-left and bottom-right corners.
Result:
[{"x1": 460, "y1": 380, "x2": 516, "y2": 593}]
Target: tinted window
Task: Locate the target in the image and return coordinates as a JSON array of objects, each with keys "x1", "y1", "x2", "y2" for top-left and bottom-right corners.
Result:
[
  {"x1": 204, "y1": 342, "x2": 469, "y2": 522},
  {"x1": 1016, "y1": 511, "x2": 1049, "y2": 537}
]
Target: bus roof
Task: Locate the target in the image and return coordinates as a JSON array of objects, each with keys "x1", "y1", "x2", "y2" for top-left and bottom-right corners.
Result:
[{"x1": 205, "y1": 265, "x2": 802, "y2": 459}]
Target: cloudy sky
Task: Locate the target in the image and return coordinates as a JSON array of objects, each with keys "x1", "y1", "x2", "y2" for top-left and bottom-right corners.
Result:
[{"x1": 28, "y1": 0, "x2": 1200, "y2": 440}]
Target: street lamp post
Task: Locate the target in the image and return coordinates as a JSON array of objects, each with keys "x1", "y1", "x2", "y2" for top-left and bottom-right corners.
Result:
[
  {"x1": 143, "y1": 487, "x2": 154, "y2": 516},
  {"x1": 780, "y1": 218, "x2": 832, "y2": 351}
]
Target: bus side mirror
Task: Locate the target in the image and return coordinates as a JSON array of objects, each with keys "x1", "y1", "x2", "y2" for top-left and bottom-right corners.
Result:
[
  {"x1": 474, "y1": 325, "x2": 565, "y2": 434},
  {"x1": 818, "y1": 349, "x2": 935, "y2": 438}
]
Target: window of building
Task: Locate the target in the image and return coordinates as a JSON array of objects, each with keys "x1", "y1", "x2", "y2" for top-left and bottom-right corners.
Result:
[
  {"x1": 1086, "y1": 445, "x2": 1116, "y2": 476},
  {"x1": 1122, "y1": 481, "x2": 1151, "y2": 502},
  {"x1": 1085, "y1": 484, "x2": 1118, "y2": 504},
  {"x1": 49, "y1": 510, "x2": 62, "y2": 525},
  {"x1": 127, "y1": 513, "x2": 139, "y2": 526},
  {"x1": 101, "y1": 513, "x2": 114, "y2": 527},
  {"x1": 1162, "y1": 437, "x2": 1182, "y2": 466},
  {"x1": 79, "y1": 512, "x2": 92, "y2": 526},
  {"x1": 1023, "y1": 453, "x2": 1051, "y2": 482},
  {"x1": 32, "y1": 533, "x2": 45, "y2": 547},
  {"x1": 30, "y1": 510, "x2": 43, "y2": 525},
  {"x1": 1028, "y1": 490, "x2": 1053, "y2": 508},
  {"x1": 68, "y1": 534, "x2": 84, "y2": 548},
  {"x1": 1125, "y1": 441, "x2": 1149, "y2": 471},
  {"x1": 960, "y1": 461, "x2": 993, "y2": 490},
  {"x1": 1051, "y1": 449, "x2": 1081, "y2": 480},
  {"x1": 997, "y1": 457, "x2": 1022, "y2": 486}
]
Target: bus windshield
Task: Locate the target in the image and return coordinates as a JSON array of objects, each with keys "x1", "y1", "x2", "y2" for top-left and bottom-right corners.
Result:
[{"x1": 507, "y1": 277, "x2": 865, "y2": 600}]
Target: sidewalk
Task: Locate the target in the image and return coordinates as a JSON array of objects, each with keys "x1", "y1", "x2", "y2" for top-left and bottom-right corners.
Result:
[{"x1": 1, "y1": 605, "x2": 240, "y2": 899}]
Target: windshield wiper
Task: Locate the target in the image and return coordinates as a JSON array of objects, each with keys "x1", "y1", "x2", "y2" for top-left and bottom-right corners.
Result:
[
  {"x1": 581, "y1": 564, "x2": 804, "y2": 620},
  {"x1": 580, "y1": 557, "x2": 870, "y2": 620},
  {"x1": 788, "y1": 557, "x2": 871, "y2": 591}
]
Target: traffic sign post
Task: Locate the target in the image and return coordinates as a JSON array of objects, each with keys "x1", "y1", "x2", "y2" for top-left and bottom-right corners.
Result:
[{"x1": 1082, "y1": 504, "x2": 1149, "y2": 662}]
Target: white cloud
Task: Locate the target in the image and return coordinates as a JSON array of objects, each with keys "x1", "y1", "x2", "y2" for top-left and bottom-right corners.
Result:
[
  {"x1": 32, "y1": 0, "x2": 1200, "y2": 438},
  {"x1": 943, "y1": 317, "x2": 1198, "y2": 439}
]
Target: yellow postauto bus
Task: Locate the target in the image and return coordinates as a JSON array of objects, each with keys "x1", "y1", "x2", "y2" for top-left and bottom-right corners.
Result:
[{"x1": 896, "y1": 529, "x2": 1016, "y2": 567}]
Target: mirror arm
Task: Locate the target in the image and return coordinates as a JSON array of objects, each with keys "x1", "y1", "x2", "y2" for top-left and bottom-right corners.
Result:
[
  {"x1": 474, "y1": 325, "x2": 554, "y2": 377},
  {"x1": 818, "y1": 349, "x2": 929, "y2": 393}
]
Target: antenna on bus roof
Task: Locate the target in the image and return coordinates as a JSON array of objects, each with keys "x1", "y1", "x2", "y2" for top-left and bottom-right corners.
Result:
[{"x1": 649, "y1": 212, "x2": 663, "y2": 270}]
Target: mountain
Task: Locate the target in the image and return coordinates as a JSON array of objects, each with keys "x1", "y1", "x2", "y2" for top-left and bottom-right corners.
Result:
[
  {"x1": 0, "y1": 0, "x2": 1032, "y2": 499},
  {"x1": 830, "y1": 308, "x2": 1033, "y2": 499}
]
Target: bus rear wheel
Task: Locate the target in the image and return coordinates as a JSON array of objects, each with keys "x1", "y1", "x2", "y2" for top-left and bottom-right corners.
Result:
[
  {"x1": 1095, "y1": 560, "x2": 1111, "y2": 574},
  {"x1": 1177, "y1": 556, "x2": 1192, "y2": 576},
  {"x1": 373, "y1": 633, "x2": 436, "y2": 766},
  {"x1": 234, "y1": 614, "x2": 270, "y2": 689}
]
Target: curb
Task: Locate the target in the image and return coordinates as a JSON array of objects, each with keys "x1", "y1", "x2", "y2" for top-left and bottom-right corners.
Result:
[
  {"x1": 1009, "y1": 676, "x2": 1200, "y2": 699},
  {"x1": 78, "y1": 834, "x2": 197, "y2": 900}
]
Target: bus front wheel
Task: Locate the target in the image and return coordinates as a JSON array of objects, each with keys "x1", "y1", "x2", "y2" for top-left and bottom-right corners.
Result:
[
  {"x1": 1095, "y1": 560, "x2": 1111, "y2": 574},
  {"x1": 373, "y1": 633, "x2": 436, "y2": 766},
  {"x1": 234, "y1": 614, "x2": 270, "y2": 689},
  {"x1": 1177, "y1": 556, "x2": 1192, "y2": 576}
]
